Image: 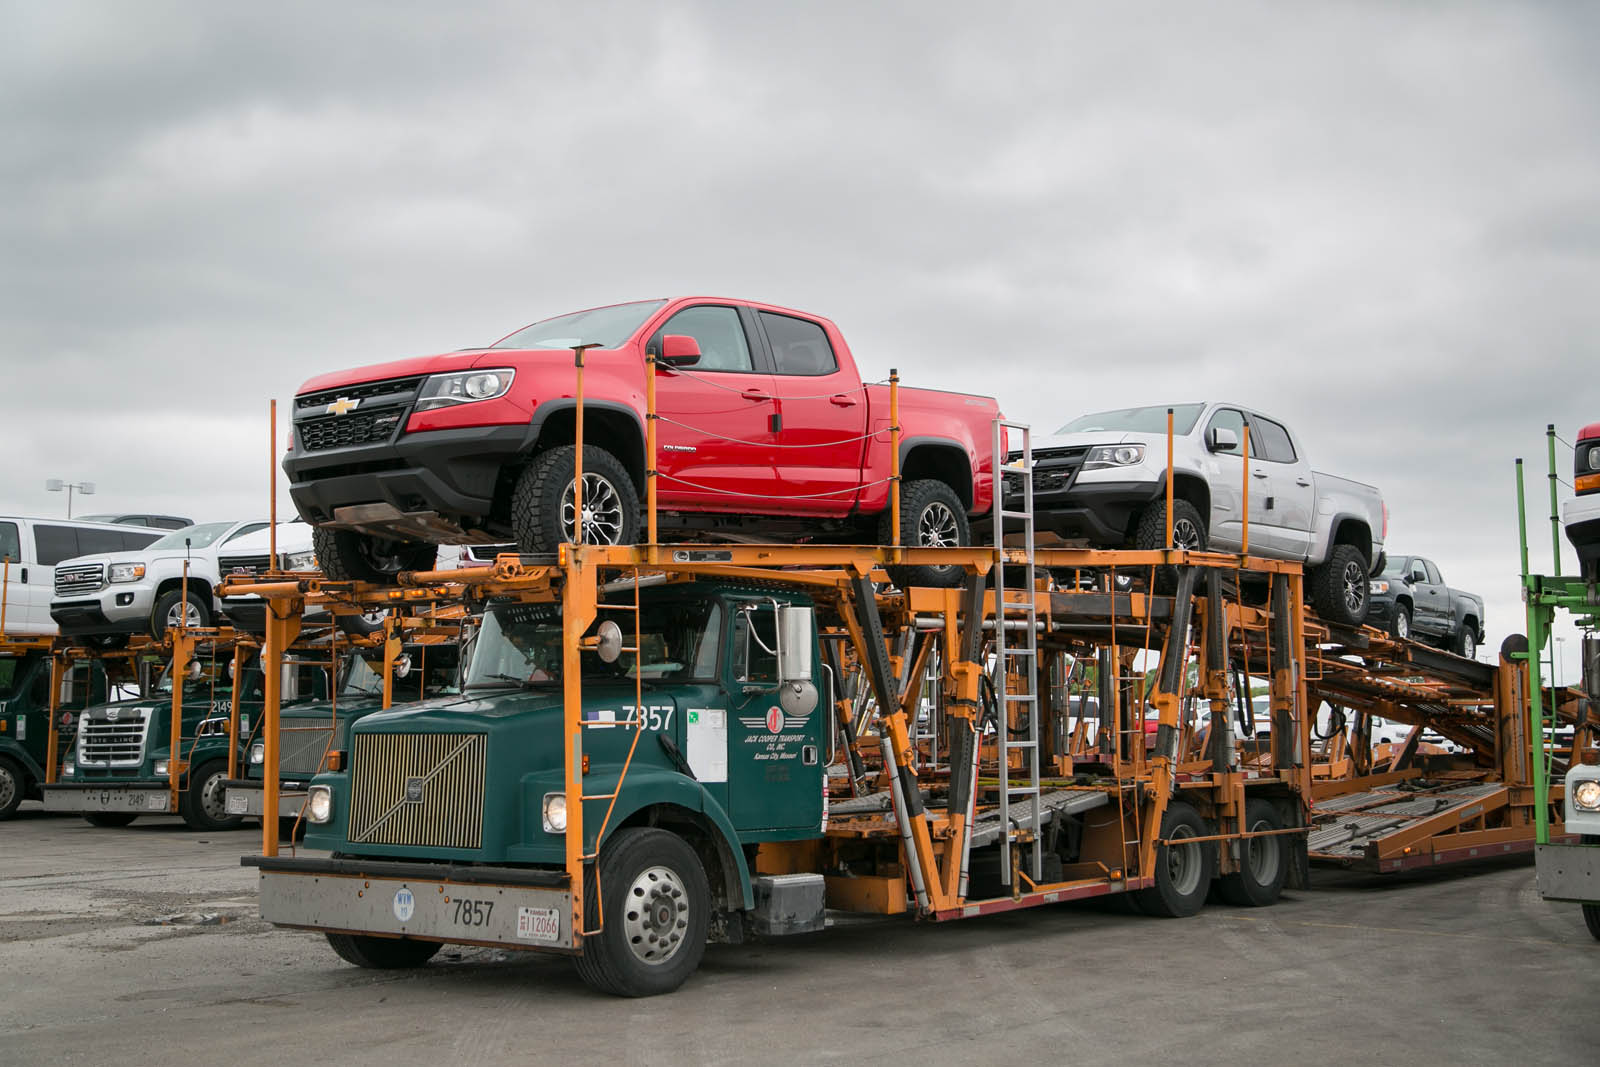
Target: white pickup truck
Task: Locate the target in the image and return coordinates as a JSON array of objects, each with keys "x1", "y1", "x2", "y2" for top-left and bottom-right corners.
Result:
[{"x1": 1018, "y1": 401, "x2": 1387, "y2": 625}]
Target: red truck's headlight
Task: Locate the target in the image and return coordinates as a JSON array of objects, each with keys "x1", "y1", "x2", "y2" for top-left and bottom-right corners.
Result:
[{"x1": 414, "y1": 368, "x2": 516, "y2": 411}]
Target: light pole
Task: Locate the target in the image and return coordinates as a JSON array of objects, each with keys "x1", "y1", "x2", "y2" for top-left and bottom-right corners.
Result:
[
  {"x1": 1555, "y1": 635, "x2": 1566, "y2": 687},
  {"x1": 45, "y1": 478, "x2": 95, "y2": 518}
]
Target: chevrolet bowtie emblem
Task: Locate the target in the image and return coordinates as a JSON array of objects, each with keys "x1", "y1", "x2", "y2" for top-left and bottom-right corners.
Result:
[{"x1": 326, "y1": 396, "x2": 360, "y2": 416}]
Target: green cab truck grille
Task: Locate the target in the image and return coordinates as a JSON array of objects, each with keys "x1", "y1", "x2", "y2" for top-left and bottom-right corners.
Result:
[
  {"x1": 349, "y1": 732, "x2": 486, "y2": 849},
  {"x1": 278, "y1": 717, "x2": 336, "y2": 778}
]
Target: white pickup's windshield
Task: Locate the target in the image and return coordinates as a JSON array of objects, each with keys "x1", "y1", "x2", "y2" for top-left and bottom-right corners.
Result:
[
  {"x1": 465, "y1": 598, "x2": 722, "y2": 689},
  {"x1": 147, "y1": 522, "x2": 238, "y2": 550},
  {"x1": 492, "y1": 300, "x2": 666, "y2": 351},
  {"x1": 1057, "y1": 403, "x2": 1205, "y2": 436}
]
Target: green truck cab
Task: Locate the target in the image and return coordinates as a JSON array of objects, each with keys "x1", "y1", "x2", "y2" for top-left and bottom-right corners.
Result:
[
  {"x1": 257, "y1": 580, "x2": 830, "y2": 996},
  {"x1": 0, "y1": 645, "x2": 110, "y2": 819},
  {"x1": 45, "y1": 649, "x2": 327, "y2": 829},
  {"x1": 223, "y1": 645, "x2": 461, "y2": 821}
]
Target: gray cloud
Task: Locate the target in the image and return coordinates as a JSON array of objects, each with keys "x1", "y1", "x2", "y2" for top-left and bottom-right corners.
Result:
[{"x1": 3, "y1": 1, "x2": 1597, "y2": 673}]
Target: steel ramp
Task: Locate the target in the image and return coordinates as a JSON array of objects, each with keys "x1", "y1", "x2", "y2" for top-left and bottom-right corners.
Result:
[
  {"x1": 968, "y1": 788, "x2": 1109, "y2": 849},
  {"x1": 1310, "y1": 780, "x2": 1507, "y2": 866}
]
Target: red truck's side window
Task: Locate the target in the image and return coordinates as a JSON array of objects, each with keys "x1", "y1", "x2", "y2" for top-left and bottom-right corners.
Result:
[
  {"x1": 658, "y1": 306, "x2": 754, "y2": 373},
  {"x1": 761, "y1": 312, "x2": 838, "y2": 376}
]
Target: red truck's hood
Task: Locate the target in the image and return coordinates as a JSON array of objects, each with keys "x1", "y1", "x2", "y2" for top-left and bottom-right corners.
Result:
[{"x1": 295, "y1": 347, "x2": 618, "y2": 395}]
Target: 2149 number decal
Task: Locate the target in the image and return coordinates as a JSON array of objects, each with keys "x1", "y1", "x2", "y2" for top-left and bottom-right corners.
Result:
[{"x1": 453, "y1": 898, "x2": 494, "y2": 927}]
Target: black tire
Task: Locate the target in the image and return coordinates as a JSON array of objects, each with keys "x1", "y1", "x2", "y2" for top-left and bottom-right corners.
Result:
[
  {"x1": 1453, "y1": 624, "x2": 1477, "y2": 660},
  {"x1": 179, "y1": 758, "x2": 244, "y2": 831},
  {"x1": 279, "y1": 815, "x2": 308, "y2": 841},
  {"x1": 880, "y1": 479, "x2": 970, "y2": 589},
  {"x1": 334, "y1": 606, "x2": 391, "y2": 637},
  {"x1": 1215, "y1": 798, "x2": 1288, "y2": 907},
  {"x1": 512, "y1": 445, "x2": 640, "y2": 554},
  {"x1": 312, "y1": 526, "x2": 437, "y2": 584},
  {"x1": 326, "y1": 932, "x2": 442, "y2": 969},
  {"x1": 150, "y1": 587, "x2": 211, "y2": 637},
  {"x1": 1135, "y1": 800, "x2": 1215, "y2": 918},
  {"x1": 1392, "y1": 603, "x2": 1412, "y2": 641},
  {"x1": 84, "y1": 812, "x2": 138, "y2": 827},
  {"x1": 1132, "y1": 498, "x2": 1207, "y2": 593},
  {"x1": 0, "y1": 756, "x2": 25, "y2": 820},
  {"x1": 1311, "y1": 544, "x2": 1371, "y2": 627},
  {"x1": 86, "y1": 634, "x2": 129, "y2": 651},
  {"x1": 573, "y1": 828, "x2": 710, "y2": 997},
  {"x1": 1582, "y1": 903, "x2": 1600, "y2": 941}
]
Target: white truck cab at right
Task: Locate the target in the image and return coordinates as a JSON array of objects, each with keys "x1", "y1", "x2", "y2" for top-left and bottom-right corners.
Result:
[{"x1": 1022, "y1": 401, "x2": 1387, "y2": 625}]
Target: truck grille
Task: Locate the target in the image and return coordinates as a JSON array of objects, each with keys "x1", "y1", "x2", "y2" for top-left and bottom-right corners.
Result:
[
  {"x1": 1004, "y1": 447, "x2": 1089, "y2": 499},
  {"x1": 278, "y1": 715, "x2": 337, "y2": 778},
  {"x1": 79, "y1": 712, "x2": 150, "y2": 767},
  {"x1": 348, "y1": 732, "x2": 486, "y2": 849},
  {"x1": 295, "y1": 376, "x2": 425, "y2": 454},
  {"x1": 55, "y1": 563, "x2": 106, "y2": 597},
  {"x1": 220, "y1": 554, "x2": 274, "y2": 577}
]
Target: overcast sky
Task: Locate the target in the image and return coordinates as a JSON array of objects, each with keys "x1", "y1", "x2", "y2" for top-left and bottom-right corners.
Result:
[{"x1": 3, "y1": 1, "x2": 1596, "y2": 676}]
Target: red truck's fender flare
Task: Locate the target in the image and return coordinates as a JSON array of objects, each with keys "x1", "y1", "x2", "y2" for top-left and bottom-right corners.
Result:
[
  {"x1": 523, "y1": 398, "x2": 649, "y2": 495},
  {"x1": 898, "y1": 434, "x2": 982, "y2": 513}
]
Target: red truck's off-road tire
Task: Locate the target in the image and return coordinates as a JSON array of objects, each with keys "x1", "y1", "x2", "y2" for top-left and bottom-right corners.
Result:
[
  {"x1": 881, "y1": 479, "x2": 969, "y2": 589},
  {"x1": 573, "y1": 828, "x2": 710, "y2": 997},
  {"x1": 1311, "y1": 544, "x2": 1370, "y2": 628},
  {"x1": 312, "y1": 526, "x2": 437, "y2": 584},
  {"x1": 1215, "y1": 799, "x2": 1288, "y2": 907},
  {"x1": 513, "y1": 445, "x2": 640, "y2": 553},
  {"x1": 326, "y1": 933, "x2": 442, "y2": 969},
  {"x1": 1135, "y1": 801, "x2": 1215, "y2": 918}
]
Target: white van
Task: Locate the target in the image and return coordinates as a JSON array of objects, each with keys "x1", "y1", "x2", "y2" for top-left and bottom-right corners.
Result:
[{"x1": 0, "y1": 516, "x2": 164, "y2": 635}]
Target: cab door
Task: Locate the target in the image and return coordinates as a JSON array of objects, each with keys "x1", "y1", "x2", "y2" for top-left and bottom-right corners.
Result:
[
  {"x1": 755, "y1": 310, "x2": 869, "y2": 516},
  {"x1": 1248, "y1": 414, "x2": 1315, "y2": 559},
  {"x1": 0, "y1": 521, "x2": 28, "y2": 634},
  {"x1": 647, "y1": 304, "x2": 778, "y2": 512},
  {"x1": 1200, "y1": 408, "x2": 1263, "y2": 551},
  {"x1": 723, "y1": 600, "x2": 823, "y2": 833}
]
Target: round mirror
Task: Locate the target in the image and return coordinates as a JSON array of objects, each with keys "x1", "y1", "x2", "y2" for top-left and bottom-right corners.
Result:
[
  {"x1": 595, "y1": 620, "x2": 623, "y2": 664},
  {"x1": 393, "y1": 653, "x2": 413, "y2": 679},
  {"x1": 185, "y1": 657, "x2": 204, "y2": 681}
]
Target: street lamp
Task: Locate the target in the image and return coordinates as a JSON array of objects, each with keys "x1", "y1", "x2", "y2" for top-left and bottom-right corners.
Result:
[
  {"x1": 45, "y1": 478, "x2": 94, "y2": 518},
  {"x1": 1555, "y1": 635, "x2": 1567, "y2": 687}
]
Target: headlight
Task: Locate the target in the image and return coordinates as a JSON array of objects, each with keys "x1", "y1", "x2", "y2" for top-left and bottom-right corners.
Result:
[
  {"x1": 154, "y1": 759, "x2": 170, "y2": 777},
  {"x1": 307, "y1": 784, "x2": 334, "y2": 824},
  {"x1": 1082, "y1": 444, "x2": 1146, "y2": 470},
  {"x1": 542, "y1": 791, "x2": 568, "y2": 833},
  {"x1": 1575, "y1": 779, "x2": 1600, "y2": 811},
  {"x1": 61, "y1": 758, "x2": 75, "y2": 777},
  {"x1": 414, "y1": 368, "x2": 515, "y2": 411},
  {"x1": 282, "y1": 550, "x2": 316, "y2": 571},
  {"x1": 109, "y1": 563, "x2": 146, "y2": 583},
  {"x1": 249, "y1": 741, "x2": 265, "y2": 765},
  {"x1": 1370, "y1": 580, "x2": 1390, "y2": 594}
]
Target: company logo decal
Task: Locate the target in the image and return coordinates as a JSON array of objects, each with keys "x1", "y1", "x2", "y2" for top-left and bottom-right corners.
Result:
[
  {"x1": 403, "y1": 777, "x2": 425, "y2": 803},
  {"x1": 392, "y1": 887, "x2": 415, "y2": 922}
]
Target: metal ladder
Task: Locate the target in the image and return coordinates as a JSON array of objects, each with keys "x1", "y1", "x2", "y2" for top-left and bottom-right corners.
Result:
[{"x1": 991, "y1": 418, "x2": 1041, "y2": 886}]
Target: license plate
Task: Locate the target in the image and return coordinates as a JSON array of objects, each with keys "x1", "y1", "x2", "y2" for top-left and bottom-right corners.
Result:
[
  {"x1": 225, "y1": 793, "x2": 248, "y2": 815},
  {"x1": 147, "y1": 792, "x2": 170, "y2": 810},
  {"x1": 516, "y1": 906, "x2": 560, "y2": 942}
]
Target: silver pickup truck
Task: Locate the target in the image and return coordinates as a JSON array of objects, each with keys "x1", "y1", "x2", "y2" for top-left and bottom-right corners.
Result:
[{"x1": 1018, "y1": 401, "x2": 1387, "y2": 625}]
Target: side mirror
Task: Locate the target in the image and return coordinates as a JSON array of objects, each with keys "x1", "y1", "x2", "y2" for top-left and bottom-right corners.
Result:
[
  {"x1": 659, "y1": 334, "x2": 702, "y2": 367},
  {"x1": 776, "y1": 605, "x2": 817, "y2": 717},
  {"x1": 1208, "y1": 427, "x2": 1239, "y2": 453},
  {"x1": 393, "y1": 653, "x2": 413, "y2": 679},
  {"x1": 594, "y1": 620, "x2": 624, "y2": 664}
]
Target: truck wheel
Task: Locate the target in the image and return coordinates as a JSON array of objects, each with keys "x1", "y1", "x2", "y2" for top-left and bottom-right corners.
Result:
[
  {"x1": 84, "y1": 813, "x2": 138, "y2": 827},
  {"x1": 1392, "y1": 604, "x2": 1412, "y2": 641},
  {"x1": 179, "y1": 759, "x2": 244, "y2": 831},
  {"x1": 0, "y1": 756, "x2": 24, "y2": 820},
  {"x1": 513, "y1": 445, "x2": 640, "y2": 553},
  {"x1": 334, "y1": 606, "x2": 391, "y2": 637},
  {"x1": 1311, "y1": 544, "x2": 1370, "y2": 627},
  {"x1": 312, "y1": 526, "x2": 437, "y2": 584},
  {"x1": 1215, "y1": 799, "x2": 1288, "y2": 907},
  {"x1": 1582, "y1": 903, "x2": 1600, "y2": 941},
  {"x1": 1135, "y1": 800, "x2": 1215, "y2": 918},
  {"x1": 1453, "y1": 625, "x2": 1477, "y2": 660},
  {"x1": 573, "y1": 828, "x2": 710, "y2": 997},
  {"x1": 1133, "y1": 499, "x2": 1206, "y2": 592},
  {"x1": 150, "y1": 587, "x2": 211, "y2": 637},
  {"x1": 326, "y1": 932, "x2": 442, "y2": 969},
  {"x1": 880, "y1": 479, "x2": 970, "y2": 589}
]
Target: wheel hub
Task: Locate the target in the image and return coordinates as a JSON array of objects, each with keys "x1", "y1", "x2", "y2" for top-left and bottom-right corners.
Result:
[
  {"x1": 564, "y1": 474, "x2": 625, "y2": 545},
  {"x1": 622, "y1": 864, "x2": 689, "y2": 965},
  {"x1": 918, "y1": 502, "x2": 959, "y2": 549},
  {"x1": 0, "y1": 766, "x2": 15, "y2": 811},
  {"x1": 1342, "y1": 561, "x2": 1366, "y2": 613},
  {"x1": 1246, "y1": 817, "x2": 1280, "y2": 882},
  {"x1": 200, "y1": 773, "x2": 229, "y2": 822},
  {"x1": 1166, "y1": 826, "x2": 1202, "y2": 895}
]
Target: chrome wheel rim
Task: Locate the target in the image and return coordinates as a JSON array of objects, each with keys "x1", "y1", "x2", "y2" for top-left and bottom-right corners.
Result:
[
  {"x1": 563, "y1": 474, "x2": 625, "y2": 545},
  {"x1": 622, "y1": 864, "x2": 690, "y2": 965},
  {"x1": 199, "y1": 772, "x2": 229, "y2": 822},
  {"x1": 1165, "y1": 824, "x2": 1203, "y2": 896},
  {"x1": 1461, "y1": 631, "x2": 1475, "y2": 659},
  {"x1": 917, "y1": 502, "x2": 960, "y2": 549},
  {"x1": 166, "y1": 599, "x2": 204, "y2": 629},
  {"x1": 0, "y1": 765, "x2": 16, "y2": 812},
  {"x1": 1246, "y1": 817, "x2": 1280, "y2": 883},
  {"x1": 1396, "y1": 611, "x2": 1409, "y2": 640},
  {"x1": 1341, "y1": 560, "x2": 1366, "y2": 615},
  {"x1": 1172, "y1": 516, "x2": 1204, "y2": 551}
]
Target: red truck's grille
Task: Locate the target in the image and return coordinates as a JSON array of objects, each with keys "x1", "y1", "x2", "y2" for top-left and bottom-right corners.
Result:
[
  {"x1": 295, "y1": 376, "x2": 425, "y2": 453},
  {"x1": 300, "y1": 410, "x2": 405, "y2": 452}
]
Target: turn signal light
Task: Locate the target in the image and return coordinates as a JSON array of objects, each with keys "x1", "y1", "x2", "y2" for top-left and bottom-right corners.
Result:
[
  {"x1": 1577, "y1": 473, "x2": 1600, "y2": 494},
  {"x1": 326, "y1": 751, "x2": 343, "y2": 772}
]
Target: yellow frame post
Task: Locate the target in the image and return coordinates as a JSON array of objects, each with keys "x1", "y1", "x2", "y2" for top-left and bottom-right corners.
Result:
[
  {"x1": 260, "y1": 595, "x2": 302, "y2": 858},
  {"x1": 45, "y1": 652, "x2": 67, "y2": 784},
  {"x1": 889, "y1": 368, "x2": 901, "y2": 557},
  {"x1": 646, "y1": 352, "x2": 659, "y2": 562},
  {"x1": 561, "y1": 545, "x2": 599, "y2": 937}
]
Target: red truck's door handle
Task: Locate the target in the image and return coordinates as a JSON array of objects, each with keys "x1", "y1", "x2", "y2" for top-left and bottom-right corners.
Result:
[
  {"x1": 740, "y1": 390, "x2": 771, "y2": 402},
  {"x1": 829, "y1": 394, "x2": 857, "y2": 407}
]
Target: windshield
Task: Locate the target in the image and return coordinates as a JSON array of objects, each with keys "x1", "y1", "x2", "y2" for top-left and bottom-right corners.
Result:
[
  {"x1": 465, "y1": 597, "x2": 722, "y2": 689},
  {"x1": 491, "y1": 300, "x2": 666, "y2": 351},
  {"x1": 340, "y1": 654, "x2": 386, "y2": 698},
  {"x1": 1056, "y1": 403, "x2": 1206, "y2": 436},
  {"x1": 1381, "y1": 557, "x2": 1408, "y2": 576},
  {"x1": 147, "y1": 522, "x2": 237, "y2": 550},
  {"x1": 338, "y1": 652, "x2": 460, "y2": 700},
  {"x1": 0, "y1": 657, "x2": 29, "y2": 701}
]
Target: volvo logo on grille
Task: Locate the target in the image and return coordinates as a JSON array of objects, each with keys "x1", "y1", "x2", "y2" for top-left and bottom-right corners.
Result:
[
  {"x1": 403, "y1": 777, "x2": 425, "y2": 803},
  {"x1": 326, "y1": 396, "x2": 360, "y2": 416}
]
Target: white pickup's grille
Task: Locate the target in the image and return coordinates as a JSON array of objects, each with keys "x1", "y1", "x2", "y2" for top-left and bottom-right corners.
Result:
[
  {"x1": 349, "y1": 732, "x2": 486, "y2": 849},
  {"x1": 78, "y1": 713, "x2": 150, "y2": 767},
  {"x1": 55, "y1": 563, "x2": 106, "y2": 597}
]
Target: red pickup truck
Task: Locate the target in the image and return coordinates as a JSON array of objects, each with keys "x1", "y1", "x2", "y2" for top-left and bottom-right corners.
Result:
[{"x1": 284, "y1": 297, "x2": 999, "y2": 586}]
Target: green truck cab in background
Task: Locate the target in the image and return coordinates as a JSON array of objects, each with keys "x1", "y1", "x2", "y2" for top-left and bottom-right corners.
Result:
[
  {"x1": 0, "y1": 644, "x2": 112, "y2": 819},
  {"x1": 45, "y1": 648, "x2": 327, "y2": 830},
  {"x1": 257, "y1": 580, "x2": 831, "y2": 996}
]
